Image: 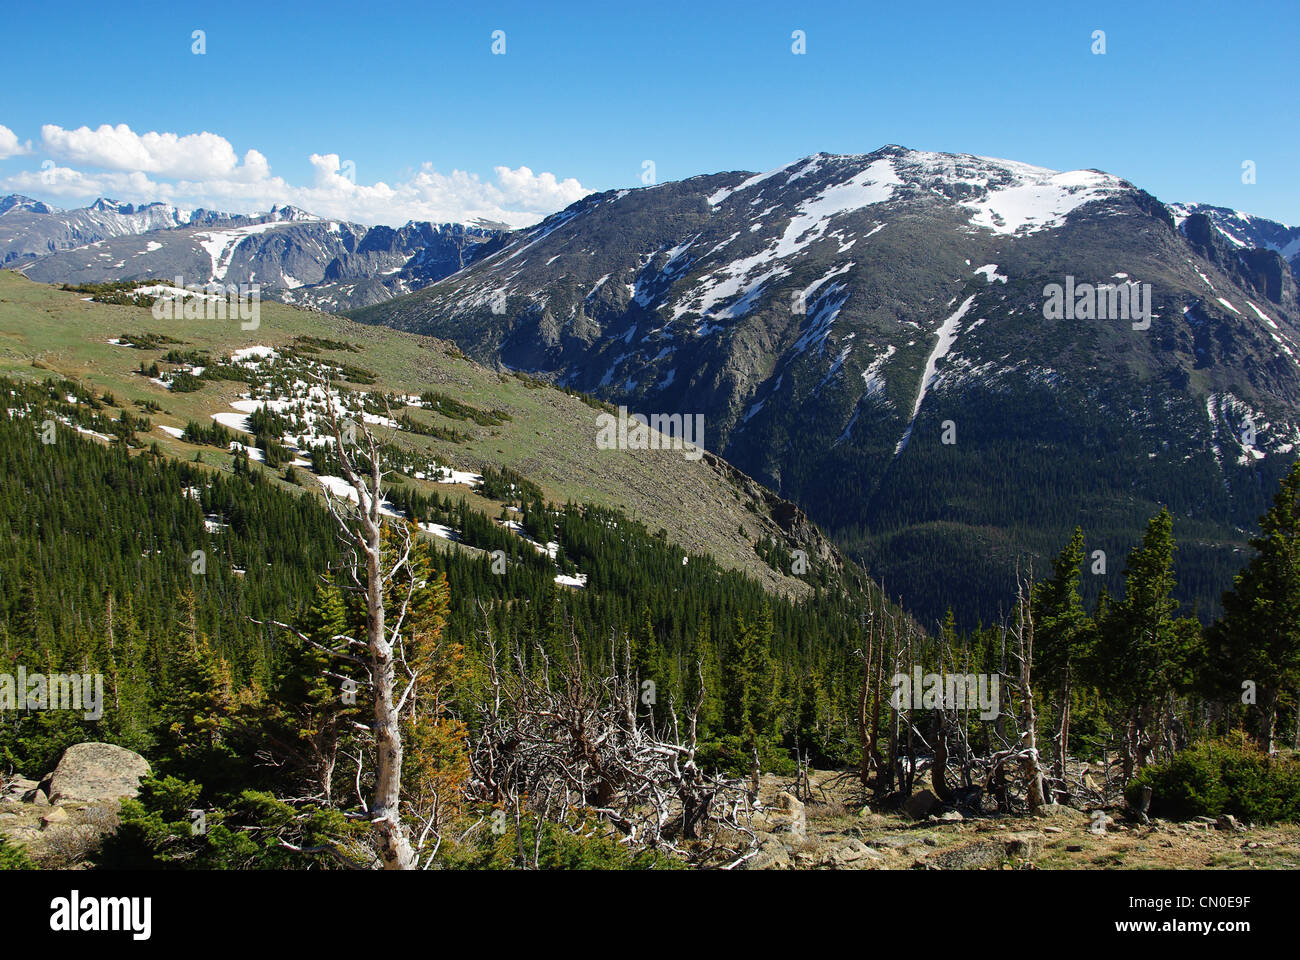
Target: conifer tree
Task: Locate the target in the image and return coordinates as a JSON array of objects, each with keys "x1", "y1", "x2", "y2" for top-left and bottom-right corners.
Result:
[
  {"x1": 1096, "y1": 510, "x2": 1202, "y2": 778},
  {"x1": 155, "y1": 630, "x2": 240, "y2": 792},
  {"x1": 1032, "y1": 527, "x2": 1097, "y2": 777},
  {"x1": 1208, "y1": 461, "x2": 1300, "y2": 752},
  {"x1": 725, "y1": 605, "x2": 777, "y2": 763},
  {"x1": 685, "y1": 618, "x2": 723, "y2": 741},
  {"x1": 266, "y1": 583, "x2": 358, "y2": 803}
]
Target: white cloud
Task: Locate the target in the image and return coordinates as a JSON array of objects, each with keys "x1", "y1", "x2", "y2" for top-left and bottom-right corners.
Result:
[
  {"x1": 280, "y1": 154, "x2": 591, "y2": 226},
  {"x1": 41, "y1": 123, "x2": 266, "y2": 181},
  {"x1": 5, "y1": 122, "x2": 591, "y2": 228},
  {"x1": 495, "y1": 165, "x2": 588, "y2": 209},
  {"x1": 0, "y1": 165, "x2": 158, "y2": 201},
  {"x1": 0, "y1": 124, "x2": 31, "y2": 160}
]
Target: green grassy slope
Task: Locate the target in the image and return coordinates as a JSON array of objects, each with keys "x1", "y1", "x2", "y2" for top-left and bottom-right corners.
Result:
[{"x1": 0, "y1": 270, "x2": 845, "y2": 597}]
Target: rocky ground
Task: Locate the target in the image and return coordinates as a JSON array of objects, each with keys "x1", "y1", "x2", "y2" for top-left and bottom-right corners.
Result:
[
  {"x1": 6, "y1": 749, "x2": 1298, "y2": 870},
  {"x1": 1, "y1": 742, "x2": 149, "y2": 868},
  {"x1": 742, "y1": 770, "x2": 1300, "y2": 870}
]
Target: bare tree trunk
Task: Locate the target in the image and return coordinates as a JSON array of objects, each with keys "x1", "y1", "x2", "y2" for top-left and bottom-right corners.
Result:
[
  {"x1": 932, "y1": 629, "x2": 954, "y2": 804},
  {"x1": 1136, "y1": 704, "x2": 1156, "y2": 770},
  {"x1": 995, "y1": 621, "x2": 1007, "y2": 744},
  {"x1": 904, "y1": 624, "x2": 915, "y2": 796},
  {"x1": 1121, "y1": 713, "x2": 1137, "y2": 783},
  {"x1": 887, "y1": 613, "x2": 903, "y2": 799},
  {"x1": 1016, "y1": 577, "x2": 1045, "y2": 810},
  {"x1": 869, "y1": 628, "x2": 886, "y2": 777},
  {"x1": 1292, "y1": 689, "x2": 1300, "y2": 752},
  {"x1": 1055, "y1": 674, "x2": 1070, "y2": 782},
  {"x1": 932, "y1": 712, "x2": 953, "y2": 803},
  {"x1": 857, "y1": 613, "x2": 874, "y2": 792},
  {"x1": 328, "y1": 396, "x2": 415, "y2": 870},
  {"x1": 365, "y1": 527, "x2": 413, "y2": 870},
  {"x1": 1161, "y1": 693, "x2": 1179, "y2": 762},
  {"x1": 1260, "y1": 688, "x2": 1281, "y2": 755}
]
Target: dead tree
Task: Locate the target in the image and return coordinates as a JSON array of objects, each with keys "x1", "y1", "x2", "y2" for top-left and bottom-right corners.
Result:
[
  {"x1": 903, "y1": 619, "x2": 916, "y2": 795},
  {"x1": 279, "y1": 381, "x2": 418, "y2": 869},
  {"x1": 1010, "y1": 570, "x2": 1046, "y2": 809},
  {"x1": 856, "y1": 610, "x2": 875, "y2": 793},
  {"x1": 869, "y1": 613, "x2": 886, "y2": 778},
  {"x1": 884, "y1": 607, "x2": 905, "y2": 800},
  {"x1": 930, "y1": 626, "x2": 955, "y2": 805},
  {"x1": 465, "y1": 632, "x2": 756, "y2": 867}
]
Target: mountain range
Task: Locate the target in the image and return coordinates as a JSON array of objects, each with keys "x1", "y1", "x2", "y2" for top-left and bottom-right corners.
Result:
[
  {"x1": 7, "y1": 145, "x2": 1299, "y2": 625},
  {"x1": 3, "y1": 196, "x2": 507, "y2": 312}
]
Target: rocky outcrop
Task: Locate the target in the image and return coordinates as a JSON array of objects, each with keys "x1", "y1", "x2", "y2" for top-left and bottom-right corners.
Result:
[
  {"x1": 1, "y1": 743, "x2": 146, "y2": 867},
  {"x1": 47, "y1": 742, "x2": 151, "y2": 803},
  {"x1": 1032, "y1": 803, "x2": 1089, "y2": 823}
]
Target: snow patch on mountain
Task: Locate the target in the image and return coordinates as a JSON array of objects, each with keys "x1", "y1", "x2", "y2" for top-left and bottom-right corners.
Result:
[
  {"x1": 194, "y1": 222, "x2": 287, "y2": 281},
  {"x1": 1246, "y1": 301, "x2": 1278, "y2": 329},
  {"x1": 861, "y1": 345, "x2": 897, "y2": 398},
  {"x1": 707, "y1": 159, "x2": 804, "y2": 207},
  {"x1": 792, "y1": 283, "x2": 850, "y2": 354},
  {"x1": 960, "y1": 168, "x2": 1123, "y2": 235},
  {"x1": 895, "y1": 295, "x2": 976, "y2": 454}
]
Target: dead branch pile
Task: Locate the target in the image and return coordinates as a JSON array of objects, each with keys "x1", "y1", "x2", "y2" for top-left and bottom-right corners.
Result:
[{"x1": 465, "y1": 637, "x2": 757, "y2": 867}]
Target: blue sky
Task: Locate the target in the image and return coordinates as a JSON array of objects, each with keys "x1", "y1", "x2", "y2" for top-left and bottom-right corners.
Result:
[{"x1": 2, "y1": 0, "x2": 1296, "y2": 226}]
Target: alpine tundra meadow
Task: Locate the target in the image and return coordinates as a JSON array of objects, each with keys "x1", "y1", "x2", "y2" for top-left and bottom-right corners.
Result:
[{"x1": 0, "y1": 0, "x2": 1295, "y2": 945}]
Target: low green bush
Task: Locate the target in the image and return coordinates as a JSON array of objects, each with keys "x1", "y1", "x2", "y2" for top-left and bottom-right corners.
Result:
[
  {"x1": 0, "y1": 834, "x2": 33, "y2": 870},
  {"x1": 1127, "y1": 736, "x2": 1300, "y2": 823}
]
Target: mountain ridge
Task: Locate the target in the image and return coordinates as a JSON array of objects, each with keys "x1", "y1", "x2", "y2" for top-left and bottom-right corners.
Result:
[
  {"x1": 9, "y1": 199, "x2": 508, "y2": 312},
  {"x1": 7, "y1": 144, "x2": 1300, "y2": 624},
  {"x1": 344, "y1": 144, "x2": 1300, "y2": 625}
]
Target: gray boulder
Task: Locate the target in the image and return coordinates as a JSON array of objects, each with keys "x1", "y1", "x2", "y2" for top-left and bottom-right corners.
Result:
[
  {"x1": 820, "y1": 837, "x2": 885, "y2": 868},
  {"x1": 743, "y1": 836, "x2": 793, "y2": 870},
  {"x1": 1216, "y1": 814, "x2": 1246, "y2": 833},
  {"x1": 1032, "y1": 803, "x2": 1089, "y2": 822},
  {"x1": 47, "y1": 743, "x2": 150, "y2": 803}
]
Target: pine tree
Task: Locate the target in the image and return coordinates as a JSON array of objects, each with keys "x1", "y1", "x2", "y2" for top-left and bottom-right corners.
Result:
[
  {"x1": 155, "y1": 632, "x2": 240, "y2": 792},
  {"x1": 725, "y1": 605, "x2": 777, "y2": 763},
  {"x1": 266, "y1": 583, "x2": 359, "y2": 803},
  {"x1": 1208, "y1": 461, "x2": 1300, "y2": 752},
  {"x1": 1096, "y1": 509, "x2": 1202, "y2": 778},
  {"x1": 685, "y1": 617, "x2": 723, "y2": 741},
  {"x1": 630, "y1": 604, "x2": 666, "y2": 723},
  {"x1": 1032, "y1": 527, "x2": 1097, "y2": 777},
  {"x1": 400, "y1": 557, "x2": 468, "y2": 837}
]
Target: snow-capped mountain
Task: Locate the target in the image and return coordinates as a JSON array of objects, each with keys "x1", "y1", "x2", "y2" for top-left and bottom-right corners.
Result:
[
  {"x1": 0, "y1": 195, "x2": 58, "y2": 216},
  {"x1": 1169, "y1": 202, "x2": 1300, "y2": 278},
  {"x1": 0, "y1": 196, "x2": 244, "y2": 264},
  {"x1": 349, "y1": 145, "x2": 1300, "y2": 624},
  {"x1": 12, "y1": 203, "x2": 506, "y2": 311}
]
